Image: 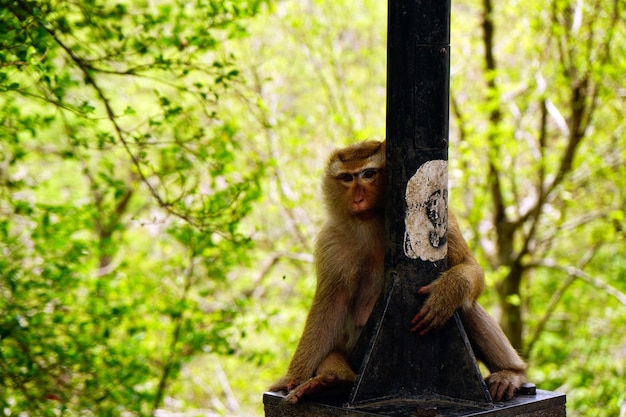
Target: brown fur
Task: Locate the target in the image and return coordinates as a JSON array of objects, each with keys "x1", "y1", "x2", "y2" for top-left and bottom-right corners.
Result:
[
  {"x1": 270, "y1": 140, "x2": 526, "y2": 403},
  {"x1": 461, "y1": 303, "x2": 528, "y2": 400}
]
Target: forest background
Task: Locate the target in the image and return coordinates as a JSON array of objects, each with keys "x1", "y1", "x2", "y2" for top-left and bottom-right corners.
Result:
[{"x1": 1, "y1": 0, "x2": 625, "y2": 416}]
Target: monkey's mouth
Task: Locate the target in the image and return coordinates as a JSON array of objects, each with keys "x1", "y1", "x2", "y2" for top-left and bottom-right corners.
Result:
[{"x1": 353, "y1": 210, "x2": 380, "y2": 221}]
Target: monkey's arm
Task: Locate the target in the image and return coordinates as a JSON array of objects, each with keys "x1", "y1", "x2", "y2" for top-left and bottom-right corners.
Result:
[
  {"x1": 411, "y1": 211, "x2": 485, "y2": 335},
  {"x1": 461, "y1": 302, "x2": 527, "y2": 400},
  {"x1": 269, "y1": 286, "x2": 350, "y2": 392}
]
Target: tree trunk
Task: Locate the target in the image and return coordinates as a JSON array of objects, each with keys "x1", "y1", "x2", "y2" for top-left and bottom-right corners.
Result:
[{"x1": 496, "y1": 262, "x2": 524, "y2": 350}]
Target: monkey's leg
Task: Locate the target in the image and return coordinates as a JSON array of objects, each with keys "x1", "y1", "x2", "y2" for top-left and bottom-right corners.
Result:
[
  {"x1": 460, "y1": 302, "x2": 527, "y2": 401},
  {"x1": 284, "y1": 350, "x2": 356, "y2": 404}
]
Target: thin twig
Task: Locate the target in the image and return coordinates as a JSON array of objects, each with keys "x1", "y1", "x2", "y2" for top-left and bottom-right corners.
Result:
[{"x1": 528, "y1": 259, "x2": 626, "y2": 306}]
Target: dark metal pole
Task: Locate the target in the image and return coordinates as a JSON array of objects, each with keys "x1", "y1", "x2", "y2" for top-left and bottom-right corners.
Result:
[
  {"x1": 347, "y1": 0, "x2": 491, "y2": 406},
  {"x1": 264, "y1": 0, "x2": 567, "y2": 413}
]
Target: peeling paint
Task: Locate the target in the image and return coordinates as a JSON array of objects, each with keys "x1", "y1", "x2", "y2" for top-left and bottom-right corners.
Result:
[{"x1": 403, "y1": 160, "x2": 448, "y2": 261}]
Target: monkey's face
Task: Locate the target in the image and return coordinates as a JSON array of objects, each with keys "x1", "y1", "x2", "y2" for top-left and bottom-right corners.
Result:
[
  {"x1": 323, "y1": 140, "x2": 386, "y2": 221},
  {"x1": 336, "y1": 167, "x2": 385, "y2": 220}
]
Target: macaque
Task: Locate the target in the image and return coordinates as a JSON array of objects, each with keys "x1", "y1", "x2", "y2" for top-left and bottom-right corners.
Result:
[{"x1": 269, "y1": 140, "x2": 526, "y2": 403}]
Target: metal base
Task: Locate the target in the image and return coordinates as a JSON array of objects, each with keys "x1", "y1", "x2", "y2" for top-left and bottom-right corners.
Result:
[{"x1": 263, "y1": 390, "x2": 566, "y2": 417}]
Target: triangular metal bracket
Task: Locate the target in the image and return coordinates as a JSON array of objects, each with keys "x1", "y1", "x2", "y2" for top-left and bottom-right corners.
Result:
[{"x1": 348, "y1": 270, "x2": 493, "y2": 407}]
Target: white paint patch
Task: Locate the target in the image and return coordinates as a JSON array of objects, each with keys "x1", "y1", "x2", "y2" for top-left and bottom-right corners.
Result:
[{"x1": 403, "y1": 160, "x2": 448, "y2": 261}]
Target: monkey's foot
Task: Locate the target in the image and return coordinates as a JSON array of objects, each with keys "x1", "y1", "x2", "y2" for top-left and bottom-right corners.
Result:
[
  {"x1": 268, "y1": 376, "x2": 298, "y2": 394},
  {"x1": 486, "y1": 370, "x2": 527, "y2": 401},
  {"x1": 284, "y1": 373, "x2": 352, "y2": 404}
]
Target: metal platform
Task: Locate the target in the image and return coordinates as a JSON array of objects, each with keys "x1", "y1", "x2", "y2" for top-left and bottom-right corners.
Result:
[{"x1": 263, "y1": 389, "x2": 566, "y2": 417}]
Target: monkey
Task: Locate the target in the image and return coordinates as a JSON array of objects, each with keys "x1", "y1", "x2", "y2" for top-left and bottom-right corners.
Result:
[{"x1": 269, "y1": 140, "x2": 527, "y2": 404}]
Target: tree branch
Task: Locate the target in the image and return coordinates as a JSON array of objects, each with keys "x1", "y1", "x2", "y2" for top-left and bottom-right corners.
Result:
[
  {"x1": 14, "y1": 0, "x2": 221, "y2": 231},
  {"x1": 528, "y1": 258, "x2": 626, "y2": 306},
  {"x1": 523, "y1": 251, "x2": 626, "y2": 356}
]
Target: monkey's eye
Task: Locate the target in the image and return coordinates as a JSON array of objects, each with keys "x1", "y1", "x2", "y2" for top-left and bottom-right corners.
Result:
[
  {"x1": 360, "y1": 169, "x2": 379, "y2": 179},
  {"x1": 337, "y1": 173, "x2": 354, "y2": 183}
]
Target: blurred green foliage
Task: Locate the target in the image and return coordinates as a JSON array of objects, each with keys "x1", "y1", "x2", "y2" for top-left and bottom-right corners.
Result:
[
  {"x1": 1, "y1": 0, "x2": 625, "y2": 416},
  {"x1": 0, "y1": 0, "x2": 267, "y2": 414}
]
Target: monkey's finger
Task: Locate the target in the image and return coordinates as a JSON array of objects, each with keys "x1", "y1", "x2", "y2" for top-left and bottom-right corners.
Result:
[
  {"x1": 417, "y1": 284, "x2": 434, "y2": 294},
  {"x1": 488, "y1": 384, "x2": 496, "y2": 400},
  {"x1": 285, "y1": 383, "x2": 311, "y2": 404},
  {"x1": 501, "y1": 384, "x2": 515, "y2": 401},
  {"x1": 284, "y1": 390, "x2": 301, "y2": 404},
  {"x1": 413, "y1": 314, "x2": 449, "y2": 335},
  {"x1": 489, "y1": 380, "x2": 512, "y2": 401},
  {"x1": 410, "y1": 312, "x2": 426, "y2": 330},
  {"x1": 410, "y1": 323, "x2": 423, "y2": 333},
  {"x1": 410, "y1": 311, "x2": 424, "y2": 325},
  {"x1": 416, "y1": 323, "x2": 436, "y2": 336},
  {"x1": 410, "y1": 313, "x2": 434, "y2": 334},
  {"x1": 411, "y1": 305, "x2": 437, "y2": 324}
]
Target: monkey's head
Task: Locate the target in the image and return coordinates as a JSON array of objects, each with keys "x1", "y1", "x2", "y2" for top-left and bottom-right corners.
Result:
[{"x1": 323, "y1": 140, "x2": 386, "y2": 221}]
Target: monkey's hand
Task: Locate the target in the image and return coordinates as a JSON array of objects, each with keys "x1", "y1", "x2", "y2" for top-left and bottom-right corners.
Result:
[
  {"x1": 486, "y1": 370, "x2": 527, "y2": 401},
  {"x1": 410, "y1": 278, "x2": 462, "y2": 335}
]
